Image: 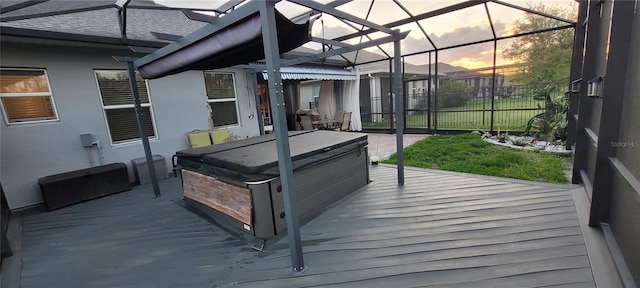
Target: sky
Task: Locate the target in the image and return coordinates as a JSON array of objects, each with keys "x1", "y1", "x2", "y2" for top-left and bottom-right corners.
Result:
[{"x1": 155, "y1": 0, "x2": 577, "y2": 69}]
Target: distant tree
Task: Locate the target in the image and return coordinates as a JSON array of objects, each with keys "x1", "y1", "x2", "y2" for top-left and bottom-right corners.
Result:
[{"x1": 503, "y1": 4, "x2": 576, "y2": 89}]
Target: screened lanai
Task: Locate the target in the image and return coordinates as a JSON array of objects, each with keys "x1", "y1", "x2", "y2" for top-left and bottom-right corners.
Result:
[
  {"x1": 1, "y1": 0, "x2": 585, "y2": 281},
  {"x1": 0, "y1": 0, "x2": 577, "y2": 139},
  {"x1": 115, "y1": 0, "x2": 575, "y2": 271},
  {"x1": 184, "y1": 0, "x2": 575, "y2": 134},
  {"x1": 0, "y1": 0, "x2": 576, "y2": 133},
  {"x1": 143, "y1": 0, "x2": 575, "y2": 134}
]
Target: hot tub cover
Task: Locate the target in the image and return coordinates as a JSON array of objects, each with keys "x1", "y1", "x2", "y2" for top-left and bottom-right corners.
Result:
[
  {"x1": 175, "y1": 130, "x2": 311, "y2": 162},
  {"x1": 176, "y1": 130, "x2": 368, "y2": 182}
]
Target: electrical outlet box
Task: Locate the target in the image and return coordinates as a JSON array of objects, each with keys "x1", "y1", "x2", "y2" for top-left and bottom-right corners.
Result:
[{"x1": 80, "y1": 134, "x2": 93, "y2": 147}]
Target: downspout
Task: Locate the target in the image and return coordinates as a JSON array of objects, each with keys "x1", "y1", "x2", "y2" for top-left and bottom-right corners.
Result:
[
  {"x1": 368, "y1": 73, "x2": 377, "y2": 123},
  {"x1": 248, "y1": 71, "x2": 265, "y2": 135}
]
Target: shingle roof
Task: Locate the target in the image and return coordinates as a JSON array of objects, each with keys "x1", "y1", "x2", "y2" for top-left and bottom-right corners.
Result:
[
  {"x1": 1, "y1": 0, "x2": 115, "y2": 19},
  {"x1": 1, "y1": 0, "x2": 207, "y2": 47}
]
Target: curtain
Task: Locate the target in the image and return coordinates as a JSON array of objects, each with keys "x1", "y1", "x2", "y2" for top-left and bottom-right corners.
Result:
[
  {"x1": 342, "y1": 68, "x2": 362, "y2": 131},
  {"x1": 318, "y1": 80, "x2": 335, "y2": 121}
]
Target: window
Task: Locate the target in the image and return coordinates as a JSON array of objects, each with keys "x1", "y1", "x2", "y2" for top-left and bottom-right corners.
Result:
[
  {"x1": 312, "y1": 84, "x2": 320, "y2": 111},
  {"x1": 0, "y1": 68, "x2": 59, "y2": 124},
  {"x1": 95, "y1": 70, "x2": 156, "y2": 144},
  {"x1": 204, "y1": 72, "x2": 239, "y2": 127}
]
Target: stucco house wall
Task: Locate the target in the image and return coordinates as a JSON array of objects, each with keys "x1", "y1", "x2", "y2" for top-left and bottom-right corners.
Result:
[{"x1": 1, "y1": 41, "x2": 259, "y2": 209}]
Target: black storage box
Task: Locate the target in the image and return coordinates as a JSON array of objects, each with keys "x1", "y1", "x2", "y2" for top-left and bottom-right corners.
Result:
[{"x1": 38, "y1": 163, "x2": 131, "y2": 211}]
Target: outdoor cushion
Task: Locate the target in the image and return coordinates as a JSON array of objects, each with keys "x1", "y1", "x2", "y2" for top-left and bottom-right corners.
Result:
[
  {"x1": 210, "y1": 129, "x2": 230, "y2": 144},
  {"x1": 188, "y1": 131, "x2": 212, "y2": 148}
]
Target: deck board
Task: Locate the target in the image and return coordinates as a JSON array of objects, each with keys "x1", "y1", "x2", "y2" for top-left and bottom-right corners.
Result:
[{"x1": 8, "y1": 165, "x2": 595, "y2": 287}]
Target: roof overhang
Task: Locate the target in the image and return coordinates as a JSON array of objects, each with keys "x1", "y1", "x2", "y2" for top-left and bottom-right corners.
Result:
[{"x1": 0, "y1": 26, "x2": 167, "y2": 48}]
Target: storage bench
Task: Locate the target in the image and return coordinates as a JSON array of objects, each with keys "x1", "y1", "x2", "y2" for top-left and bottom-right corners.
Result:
[{"x1": 38, "y1": 163, "x2": 131, "y2": 211}]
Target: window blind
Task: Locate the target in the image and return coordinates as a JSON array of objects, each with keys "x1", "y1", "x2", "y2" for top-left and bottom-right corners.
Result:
[
  {"x1": 2, "y1": 96, "x2": 55, "y2": 121},
  {"x1": 0, "y1": 69, "x2": 58, "y2": 124},
  {"x1": 211, "y1": 101, "x2": 238, "y2": 127},
  {"x1": 95, "y1": 70, "x2": 155, "y2": 144},
  {"x1": 105, "y1": 107, "x2": 155, "y2": 143}
]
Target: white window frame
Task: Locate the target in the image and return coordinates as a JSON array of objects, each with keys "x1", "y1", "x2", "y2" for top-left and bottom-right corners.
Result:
[
  {"x1": 0, "y1": 68, "x2": 59, "y2": 125},
  {"x1": 94, "y1": 69, "x2": 158, "y2": 145},
  {"x1": 311, "y1": 84, "x2": 321, "y2": 111},
  {"x1": 204, "y1": 72, "x2": 240, "y2": 128}
]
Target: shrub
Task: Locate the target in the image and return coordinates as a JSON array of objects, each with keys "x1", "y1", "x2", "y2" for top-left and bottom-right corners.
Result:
[{"x1": 435, "y1": 80, "x2": 473, "y2": 109}]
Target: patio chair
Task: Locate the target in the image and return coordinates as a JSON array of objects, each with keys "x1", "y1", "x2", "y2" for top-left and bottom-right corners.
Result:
[
  {"x1": 186, "y1": 130, "x2": 212, "y2": 148},
  {"x1": 335, "y1": 112, "x2": 351, "y2": 131},
  {"x1": 299, "y1": 115, "x2": 315, "y2": 130},
  {"x1": 333, "y1": 111, "x2": 345, "y2": 129}
]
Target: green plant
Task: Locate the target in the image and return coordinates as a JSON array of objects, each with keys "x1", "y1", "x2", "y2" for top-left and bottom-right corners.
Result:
[{"x1": 524, "y1": 85, "x2": 568, "y2": 142}]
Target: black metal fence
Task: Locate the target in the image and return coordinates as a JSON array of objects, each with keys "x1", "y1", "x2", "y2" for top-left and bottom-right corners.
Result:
[{"x1": 361, "y1": 83, "x2": 566, "y2": 133}]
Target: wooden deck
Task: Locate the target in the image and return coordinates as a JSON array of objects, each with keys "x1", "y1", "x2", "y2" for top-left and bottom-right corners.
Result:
[{"x1": 3, "y1": 165, "x2": 597, "y2": 287}]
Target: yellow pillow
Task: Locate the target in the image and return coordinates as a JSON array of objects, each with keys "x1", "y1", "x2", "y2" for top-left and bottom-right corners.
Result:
[
  {"x1": 210, "y1": 129, "x2": 229, "y2": 144},
  {"x1": 188, "y1": 132, "x2": 212, "y2": 148}
]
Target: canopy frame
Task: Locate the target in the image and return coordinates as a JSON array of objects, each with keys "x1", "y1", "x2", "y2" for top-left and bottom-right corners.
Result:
[{"x1": 124, "y1": 0, "x2": 408, "y2": 273}]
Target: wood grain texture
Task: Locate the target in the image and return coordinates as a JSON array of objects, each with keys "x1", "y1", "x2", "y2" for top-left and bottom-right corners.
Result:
[{"x1": 182, "y1": 169, "x2": 252, "y2": 225}]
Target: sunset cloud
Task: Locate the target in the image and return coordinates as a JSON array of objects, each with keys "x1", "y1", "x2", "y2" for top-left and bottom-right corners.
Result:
[
  {"x1": 155, "y1": 0, "x2": 575, "y2": 69},
  {"x1": 315, "y1": 22, "x2": 515, "y2": 68}
]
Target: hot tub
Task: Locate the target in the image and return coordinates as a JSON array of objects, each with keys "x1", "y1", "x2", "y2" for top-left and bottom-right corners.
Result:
[{"x1": 175, "y1": 130, "x2": 369, "y2": 240}]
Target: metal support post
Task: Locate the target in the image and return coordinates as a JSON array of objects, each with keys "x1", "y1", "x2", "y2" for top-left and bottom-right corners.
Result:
[
  {"x1": 388, "y1": 59, "x2": 394, "y2": 131},
  {"x1": 490, "y1": 40, "x2": 497, "y2": 133},
  {"x1": 485, "y1": 3, "x2": 497, "y2": 129},
  {"x1": 566, "y1": 2, "x2": 588, "y2": 152},
  {"x1": 393, "y1": 36, "x2": 404, "y2": 186},
  {"x1": 572, "y1": 0, "x2": 602, "y2": 188},
  {"x1": 434, "y1": 50, "x2": 439, "y2": 133},
  {"x1": 126, "y1": 62, "x2": 160, "y2": 197},
  {"x1": 427, "y1": 52, "x2": 432, "y2": 132},
  {"x1": 588, "y1": 0, "x2": 634, "y2": 227},
  {"x1": 258, "y1": 0, "x2": 305, "y2": 273}
]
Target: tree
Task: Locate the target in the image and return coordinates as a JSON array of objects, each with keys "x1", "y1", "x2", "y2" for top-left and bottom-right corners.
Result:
[{"x1": 503, "y1": 4, "x2": 576, "y2": 89}]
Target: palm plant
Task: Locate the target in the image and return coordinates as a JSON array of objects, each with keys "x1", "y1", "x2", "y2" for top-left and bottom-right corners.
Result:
[{"x1": 524, "y1": 85, "x2": 568, "y2": 142}]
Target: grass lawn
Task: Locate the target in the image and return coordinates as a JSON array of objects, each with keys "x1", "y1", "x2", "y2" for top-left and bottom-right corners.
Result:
[{"x1": 382, "y1": 133, "x2": 568, "y2": 184}]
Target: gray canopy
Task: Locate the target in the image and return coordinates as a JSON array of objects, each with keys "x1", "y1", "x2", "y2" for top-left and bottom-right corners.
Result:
[{"x1": 137, "y1": 9, "x2": 311, "y2": 79}]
